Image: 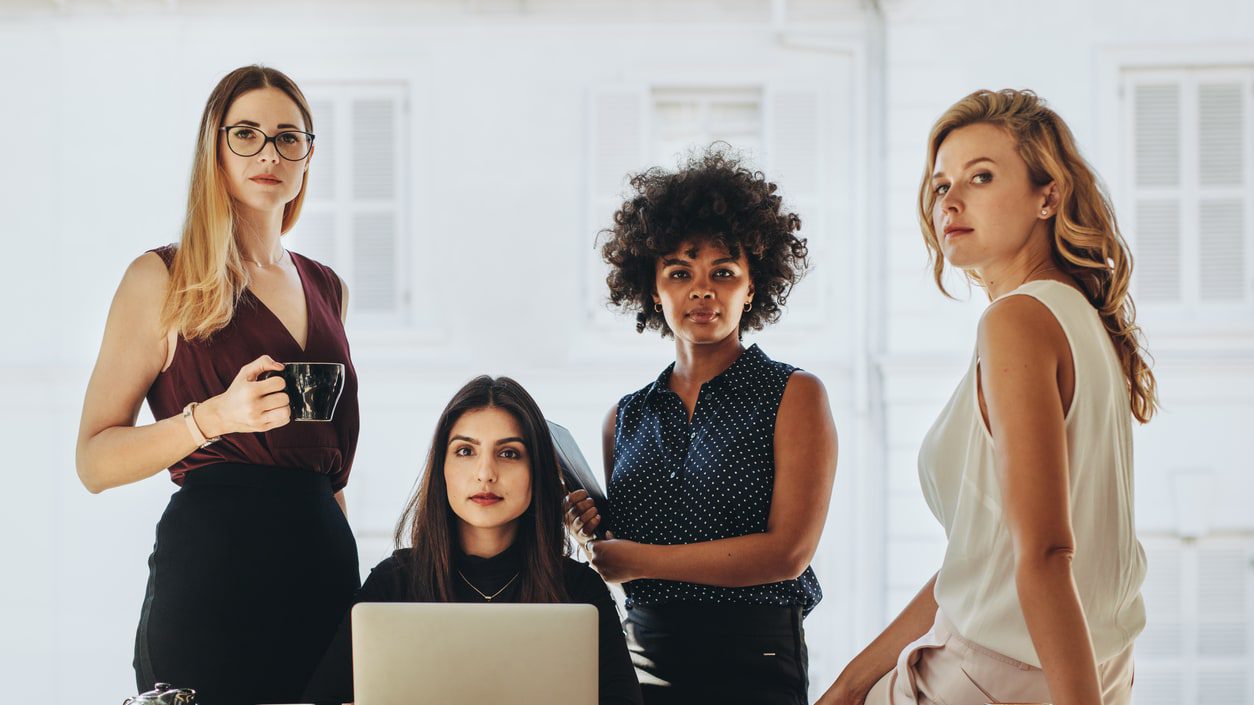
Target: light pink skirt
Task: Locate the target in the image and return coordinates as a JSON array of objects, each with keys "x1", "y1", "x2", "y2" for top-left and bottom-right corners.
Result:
[{"x1": 865, "y1": 611, "x2": 1134, "y2": 705}]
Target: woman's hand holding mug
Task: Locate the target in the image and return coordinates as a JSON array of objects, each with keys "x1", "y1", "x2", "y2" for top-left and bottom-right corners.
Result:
[{"x1": 195, "y1": 355, "x2": 291, "y2": 437}]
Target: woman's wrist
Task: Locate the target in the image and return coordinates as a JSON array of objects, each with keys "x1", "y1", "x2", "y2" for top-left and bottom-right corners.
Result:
[
  {"x1": 193, "y1": 396, "x2": 227, "y2": 439},
  {"x1": 840, "y1": 651, "x2": 889, "y2": 698},
  {"x1": 626, "y1": 541, "x2": 649, "y2": 582}
]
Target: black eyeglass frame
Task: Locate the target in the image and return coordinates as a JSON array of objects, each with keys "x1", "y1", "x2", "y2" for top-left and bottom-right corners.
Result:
[{"x1": 219, "y1": 125, "x2": 316, "y2": 161}]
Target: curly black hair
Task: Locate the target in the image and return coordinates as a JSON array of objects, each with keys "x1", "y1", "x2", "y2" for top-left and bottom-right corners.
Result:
[{"x1": 599, "y1": 145, "x2": 809, "y2": 336}]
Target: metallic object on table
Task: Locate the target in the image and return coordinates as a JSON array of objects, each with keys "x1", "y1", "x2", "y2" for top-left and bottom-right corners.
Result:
[{"x1": 122, "y1": 683, "x2": 197, "y2": 705}]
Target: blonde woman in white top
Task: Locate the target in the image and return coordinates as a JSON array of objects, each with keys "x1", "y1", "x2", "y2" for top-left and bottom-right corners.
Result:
[{"x1": 818, "y1": 89, "x2": 1156, "y2": 705}]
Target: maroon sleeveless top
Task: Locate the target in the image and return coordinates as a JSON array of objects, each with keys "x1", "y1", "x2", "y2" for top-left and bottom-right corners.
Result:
[{"x1": 145, "y1": 245, "x2": 360, "y2": 490}]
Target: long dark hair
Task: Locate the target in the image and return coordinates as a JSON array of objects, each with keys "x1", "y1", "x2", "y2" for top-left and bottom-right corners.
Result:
[{"x1": 393, "y1": 375, "x2": 569, "y2": 602}]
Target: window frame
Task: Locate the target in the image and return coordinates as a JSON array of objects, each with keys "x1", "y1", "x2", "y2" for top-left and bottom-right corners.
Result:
[
  {"x1": 1095, "y1": 45, "x2": 1254, "y2": 341},
  {"x1": 1135, "y1": 532, "x2": 1254, "y2": 705},
  {"x1": 1123, "y1": 68, "x2": 1254, "y2": 310},
  {"x1": 298, "y1": 81, "x2": 418, "y2": 332}
]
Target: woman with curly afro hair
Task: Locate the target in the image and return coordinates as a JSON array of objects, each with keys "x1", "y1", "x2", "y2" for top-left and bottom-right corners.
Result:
[{"x1": 565, "y1": 146, "x2": 839, "y2": 705}]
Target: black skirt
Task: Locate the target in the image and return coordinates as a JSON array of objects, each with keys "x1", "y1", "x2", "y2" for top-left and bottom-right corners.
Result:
[
  {"x1": 134, "y1": 463, "x2": 360, "y2": 705},
  {"x1": 625, "y1": 604, "x2": 809, "y2": 705}
]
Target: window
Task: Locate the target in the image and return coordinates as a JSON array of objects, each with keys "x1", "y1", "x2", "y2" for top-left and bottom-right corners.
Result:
[
  {"x1": 290, "y1": 83, "x2": 411, "y2": 326},
  {"x1": 651, "y1": 86, "x2": 765, "y2": 164},
  {"x1": 1123, "y1": 68, "x2": 1254, "y2": 317},
  {"x1": 1135, "y1": 534, "x2": 1254, "y2": 705}
]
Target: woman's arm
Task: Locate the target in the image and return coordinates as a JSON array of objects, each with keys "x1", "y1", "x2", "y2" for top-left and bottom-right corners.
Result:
[
  {"x1": 335, "y1": 276, "x2": 350, "y2": 517},
  {"x1": 76, "y1": 253, "x2": 291, "y2": 493},
  {"x1": 590, "y1": 371, "x2": 838, "y2": 586},
  {"x1": 978, "y1": 295, "x2": 1102, "y2": 705},
  {"x1": 816, "y1": 573, "x2": 939, "y2": 705},
  {"x1": 76, "y1": 254, "x2": 199, "y2": 492}
]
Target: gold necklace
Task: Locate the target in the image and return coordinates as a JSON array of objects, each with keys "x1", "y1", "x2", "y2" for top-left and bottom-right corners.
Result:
[
  {"x1": 458, "y1": 570, "x2": 519, "y2": 602},
  {"x1": 244, "y1": 249, "x2": 288, "y2": 268}
]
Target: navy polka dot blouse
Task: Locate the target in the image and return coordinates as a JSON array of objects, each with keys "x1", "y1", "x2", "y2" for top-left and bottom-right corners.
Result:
[{"x1": 607, "y1": 344, "x2": 822, "y2": 616}]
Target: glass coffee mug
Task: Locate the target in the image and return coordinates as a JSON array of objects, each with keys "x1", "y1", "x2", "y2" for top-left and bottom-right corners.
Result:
[
  {"x1": 123, "y1": 683, "x2": 196, "y2": 704},
  {"x1": 262, "y1": 362, "x2": 346, "y2": 422}
]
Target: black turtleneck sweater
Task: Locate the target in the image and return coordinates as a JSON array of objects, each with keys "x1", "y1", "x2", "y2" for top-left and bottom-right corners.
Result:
[{"x1": 303, "y1": 543, "x2": 643, "y2": 705}]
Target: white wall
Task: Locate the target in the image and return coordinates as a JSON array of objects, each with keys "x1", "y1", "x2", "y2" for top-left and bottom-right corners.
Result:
[{"x1": 0, "y1": 1, "x2": 1250, "y2": 703}]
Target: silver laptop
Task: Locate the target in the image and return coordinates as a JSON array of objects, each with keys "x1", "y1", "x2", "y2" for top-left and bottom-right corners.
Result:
[{"x1": 351, "y1": 602, "x2": 598, "y2": 705}]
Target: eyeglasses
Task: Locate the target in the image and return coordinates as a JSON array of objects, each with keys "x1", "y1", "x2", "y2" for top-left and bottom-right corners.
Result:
[{"x1": 220, "y1": 125, "x2": 315, "y2": 161}]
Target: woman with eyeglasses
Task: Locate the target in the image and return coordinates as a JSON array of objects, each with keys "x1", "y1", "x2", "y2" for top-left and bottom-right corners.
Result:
[{"x1": 75, "y1": 65, "x2": 360, "y2": 705}]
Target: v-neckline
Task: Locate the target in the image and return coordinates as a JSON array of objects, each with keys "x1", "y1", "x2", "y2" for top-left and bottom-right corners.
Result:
[{"x1": 246, "y1": 251, "x2": 313, "y2": 354}]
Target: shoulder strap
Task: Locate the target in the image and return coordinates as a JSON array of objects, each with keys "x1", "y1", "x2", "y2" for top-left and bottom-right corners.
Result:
[{"x1": 147, "y1": 244, "x2": 177, "y2": 271}]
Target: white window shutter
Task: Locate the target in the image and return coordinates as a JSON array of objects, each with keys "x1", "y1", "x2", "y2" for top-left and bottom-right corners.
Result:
[
  {"x1": 1195, "y1": 542, "x2": 1251, "y2": 705},
  {"x1": 291, "y1": 99, "x2": 337, "y2": 264},
  {"x1": 307, "y1": 99, "x2": 336, "y2": 200},
  {"x1": 1126, "y1": 70, "x2": 1254, "y2": 314},
  {"x1": 1196, "y1": 545, "x2": 1248, "y2": 656},
  {"x1": 765, "y1": 87, "x2": 824, "y2": 326},
  {"x1": 766, "y1": 89, "x2": 821, "y2": 195},
  {"x1": 589, "y1": 87, "x2": 649, "y2": 197},
  {"x1": 1132, "y1": 82, "x2": 1183, "y2": 304},
  {"x1": 1136, "y1": 538, "x2": 1188, "y2": 705},
  {"x1": 1136, "y1": 536, "x2": 1254, "y2": 705},
  {"x1": 1136, "y1": 199, "x2": 1183, "y2": 302},
  {"x1": 584, "y1": 86, "x2": 648, "y2": 325},
  {"x1": 353, "y1": 99, "x2": 397, "y2": 200},
  {"x1": 1196, "y1": 81, "x2": 1248, "y2": 303},
  {"x1": 352, "y1": 212, "x2": 398, "y2": 313},
  {"x1": 1140, "y1": 541, "x2": 1185, "y2": 659},
  {"x1": 349, "y1": 97, "x2": 402, "y2": 315},
  {"x1": 1135, "y1": 83, "x2": 1181, "y2": 187},
  {"x1": 1198, "y1": 83, "x2": 1244, "y2": 187},
  {"x1": 1199, "y1": 200, "x2": 1246, "y2": 301},
  {"x1": 297, "y1": 85, "x2": 409, "y2": 326}
]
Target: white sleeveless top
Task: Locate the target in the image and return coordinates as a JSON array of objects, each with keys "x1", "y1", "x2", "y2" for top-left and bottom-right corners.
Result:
[{"x1": 917, "y1": 279, "x2": 1147, "y2": 667}]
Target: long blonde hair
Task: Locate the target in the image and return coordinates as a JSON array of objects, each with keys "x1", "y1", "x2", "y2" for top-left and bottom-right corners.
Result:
[
  {"x1": 162, "y1": 65, "x2": 314, "y2": 341},
  {"x1": 917, "y1": 89, "x2": 1157, "y2": 423}
]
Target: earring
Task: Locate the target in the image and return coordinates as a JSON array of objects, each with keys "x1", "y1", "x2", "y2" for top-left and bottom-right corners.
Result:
[
  {"x1": 744, "y1": 301, "x2": 753, "y2": 312},
  {"x1": 654, "y1": 303, "x2": 663, "y2": 313},
  {"x1": 1040, "y1": 209, "x2": 1049, "y2": 216}
]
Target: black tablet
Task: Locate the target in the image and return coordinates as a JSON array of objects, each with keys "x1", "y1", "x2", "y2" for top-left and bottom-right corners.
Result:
[{"x1": 547, "y1": 419, "x2": 609, "y2": 536}]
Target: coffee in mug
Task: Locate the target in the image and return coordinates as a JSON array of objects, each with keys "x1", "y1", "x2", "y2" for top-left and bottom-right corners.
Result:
[{"x1": 263, "y1": 362, "x2": 345, "y2": 422}]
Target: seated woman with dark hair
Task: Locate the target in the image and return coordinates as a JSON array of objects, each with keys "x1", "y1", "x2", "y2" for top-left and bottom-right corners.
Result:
[{"x1": 304, "y1": 375, "x2": 642, "y2": 705}]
